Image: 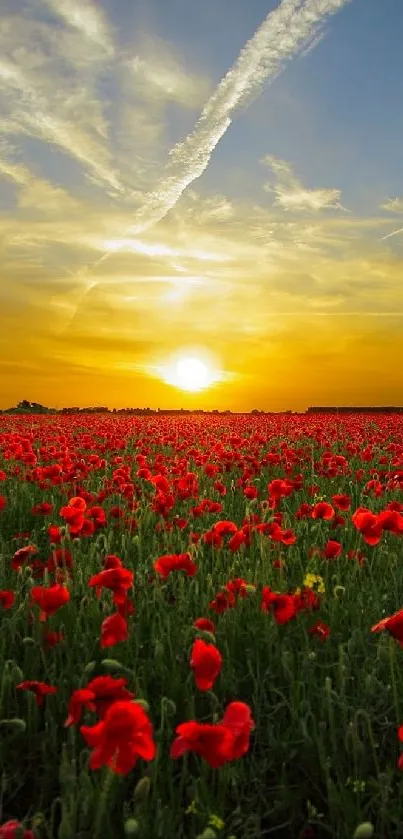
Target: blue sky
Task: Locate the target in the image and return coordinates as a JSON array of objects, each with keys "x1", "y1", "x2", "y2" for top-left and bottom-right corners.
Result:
[{"x1": 1, "y1": 0, "x2": 403, "y2": 409}]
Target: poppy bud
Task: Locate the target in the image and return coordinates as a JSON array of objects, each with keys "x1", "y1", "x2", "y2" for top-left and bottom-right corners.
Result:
[
  {"x1": 134, "y1": 699, "x2": 150, "y2": 713},
  {"x1": 84, "y1": 661, "x2": 97, "y2": 676},
  {"x1": 124, "y1": 819, "x2": 140, "y2": 838},
  {"x1": 0, "y1": 717, "x2": 26, "y2": 733},
  {"x1": 132, "y1": 776, "x2": 151, "y2": 804},
  {"x1": 353, "y1": 824, "x2": 374, "y2": 839}
]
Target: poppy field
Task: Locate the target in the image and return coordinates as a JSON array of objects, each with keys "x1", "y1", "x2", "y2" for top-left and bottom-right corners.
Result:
[{"x1": 2, "y1": 412, "x2": 403, "y2": 839}]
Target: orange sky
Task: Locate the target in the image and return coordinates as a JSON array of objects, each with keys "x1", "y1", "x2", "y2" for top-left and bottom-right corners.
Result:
[{"x1": 1, "y1": 0, "x2": 403, "y2": 411}]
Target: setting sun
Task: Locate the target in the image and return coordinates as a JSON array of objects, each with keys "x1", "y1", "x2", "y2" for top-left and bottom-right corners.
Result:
[
  {"x1": 174, "y1": 357, "x2": 210, "y2": 391},
  {"x1": 157, "y1": 350, "x2": 221, "y2": 393}
]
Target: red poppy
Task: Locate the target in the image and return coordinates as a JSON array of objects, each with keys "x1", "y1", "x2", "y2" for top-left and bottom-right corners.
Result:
[
  {"x1": 89, "y1": 567, "x2": 134, "y2": 605},
  {"x1": 0, "y1": 590, "x2": 14, "y2": 609},
  {"x1": 261, "y1": 587, "x2": 296, "y2": 624},
  {"x1": 30, "y1": 584, "x2": 70, "y2": 621},
  {"x1": 43, "y1": 630, "x2": 64, "y2": 648},
  {"x1": 331, "y1": 494, "x2": 351, "y2": 511},
  {"x1": 312, "y1": 502, "x2": 335, "y2": 520},
  {"x1": 65, "y1": 688, "x2": 96, "y2": 727},
  {"x1": 308, "y1": 620, "x2": 330, "y2": 640},
  {"x1": 170, "y1": 721, "x2": 234, "y2": 768},
  {"x1": 153, "y1": 553, "x2": 197, "y2": 579},
  {"x1": 193, "y1": 617, "x2": 216, "y2": 634},
  {"x1": 190, "y1": 639, "x2": 222, "y2": 691},
  {"x1": 221, "y1": 701, "x2": 255, "y2": 759},
  {"x1": 0, "y1": 496, "x2": 6, "y2": 512},
  {"x1": 213, "y1": 520, "x2": 238, "y2": 537},
  {"x1": 80, "y1": 700, "x2": 156, "y2": 774},
  {"x1": 170, "y1": 701, "x2": 254, "y2": 767},
  {"x1": 100, "y1": 612, "x2": 129, "y2": 648},
  {"x1": 371, "y1": 608, "x2": 403, "y2": 646},
  {"x1": 86, "y1": 676, "x2": 135, "y2": 720},
  {"x1": 47, "y1": 548, "x2": 73, "y2": 574},
  {"x1": 209, "y1": 589, "x2": 236, "y2": 614},
  {"x1": 0, "y1": 821, "x2": 34, "y2": 839},
  {"x1": 16, "y1": 680, "x2": 58, "y2": 706},
  {"x1": 352, "y1": 508, "x2": 383, "y2": 546},
  {"x1": 324, "y1": 540, "x2": 342, "y2": 559},
  {"x1": 11, "y1": 545, "x2": 38, "y2": 571},
  {"x1": 378, "y1": 509, "x2": 403, "y2": 535}
]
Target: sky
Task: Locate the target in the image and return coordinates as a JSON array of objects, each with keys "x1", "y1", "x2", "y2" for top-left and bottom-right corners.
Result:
[{"x1": 1, "y1": 0, "x2": 403, "y2": 411}]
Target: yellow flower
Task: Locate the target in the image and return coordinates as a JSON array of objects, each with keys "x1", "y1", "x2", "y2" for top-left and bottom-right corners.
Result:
[
  {"x1": 208, "y1": 814, "x2": 225, "y2": 830},
  {"x1": 303, "y1": 573, "x2": 325, "y2": 593},
  {"x1": 186, "y1": 800, "x2": 199, "y2": 815}
]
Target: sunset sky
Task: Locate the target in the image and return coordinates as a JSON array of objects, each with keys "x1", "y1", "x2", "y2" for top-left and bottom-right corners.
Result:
[{"x1": 1, "y1": 0, "x2": 403, "y2": 411}]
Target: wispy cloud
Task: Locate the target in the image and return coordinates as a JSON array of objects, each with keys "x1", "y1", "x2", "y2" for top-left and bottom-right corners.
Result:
[
  {"x1": 0, "y1": 10, "x2": 122, "y2": 193},
  {"x1": 39, "y1": 0, "x2": 114, "y2": 56},
  {"x1": 261, "y1": 154, "x2": 345, "y2": 212},
  {"x1": 127, "y1": 36, "x2": 211, "y2": 108},
  {"x1": 130, "y1": 0, "x2": 352, "y2": 235},
  {"x1": 381, "y1": 197, "x2": 403, "y2": 214}
]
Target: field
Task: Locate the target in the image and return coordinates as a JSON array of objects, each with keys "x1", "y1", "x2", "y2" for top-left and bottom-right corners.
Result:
[{"x1": 1, "y1": 412, "x2": 403, "y2": 839}]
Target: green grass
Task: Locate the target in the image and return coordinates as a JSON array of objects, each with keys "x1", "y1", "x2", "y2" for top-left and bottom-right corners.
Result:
[{"x1": 1, "y1": 413, "x2": 403, "y2": 839}]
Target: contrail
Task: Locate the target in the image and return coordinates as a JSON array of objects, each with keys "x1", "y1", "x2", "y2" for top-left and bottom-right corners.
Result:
[
  {"x1": 55, "y1": 0, "x2": 352, "y2": 332},
  {"x1": 130, "y1": 0, "x2": 353, "y2": 235},
  {"x1": 381, "y1": 227, "x2": 403, "y2": 241}
]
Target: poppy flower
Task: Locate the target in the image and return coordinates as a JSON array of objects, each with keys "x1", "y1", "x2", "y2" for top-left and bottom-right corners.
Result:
[
  {"x1": 16, "y1": 680, "x2": 58, "y2": 706},
  {"x1": 170, "y1": 701, "x2": 254, "y2": 768},
  {"x1": 324, "y1": 540, "x2": 342, "y2": 559},
  {"x1": 89, "y1": 567, "x2": 134, "y2": 605},
  {"x1": 0, "y1": 590, "x2": 14, "y2": 609},
  {"x1": 209, "y1": 590, "x2": 236, "y2": 614},
  {"x1": 371, "y1": 608, "x2": 403, "y2": 646},
  {"x1": 65, "y1": 676, "x2": 135, "y2": 727},
  {"x1": 308, "y1": 620, "x2": 330, "y2": 640},
  {"x1": 221, "y1": 701, "x2": 255, "y2": 759},
  {"x1": 170, "y1": 721, "x2": 234, "y2": 768},
  {"x1": 190, "y1": 639, "x2": 222, "y2": 691},
  {"x1": 331, "y1": 494, "x2": 351, "y2": 511},
  {"x1": 100, "y1": 612, "x2": 129, "y2": 648},
  {"x1": 213, "y1": 520, "x2": 238, "y2": 537},
  {"x1": 193, "y1": 618, "x2": 216, "y2": 634},
  {"x1": 11, "y1": 545, "x2": 38, "y2": 571},
  {"x1": 86, "y1": 676, "x2": 135, "y2": 720},
  {"x1": 0, "y1": 496, "x2": 6, "y2": 512},
  {"x1": 0, "y1": 821, "x2": 34, "y2": 839},
  {"x1": 30, "y1": 584, "x2": 70, "y2": 621},
  {"x1": 43, "y1": 630, "x2": 64, "y2": 648},
  {"x1": 377, "y1": 509, "x2": 403, "y2": 535},
  {"x1": 65, "y1": 688, "x2": 96, "y2": 727},
  {"x1": 261, "y1": 587, "x2": 296, "y2": 624},
  {"x1": 153, "y1": 553, "x2": 197, "y2": 579},
  {"x1": 312, "y1": 502, "x2": 335, "y2": 520},
  {"x1": 352, "y1": 508, "x2": 383, "y2": 546},
  {"x1": 80, "y1": 699, "x2": 156, "y2": 775}
]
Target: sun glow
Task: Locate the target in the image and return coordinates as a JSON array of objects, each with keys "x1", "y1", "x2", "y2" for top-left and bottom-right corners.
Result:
[
  {"x1": 160, "y1": 352, "x2": 220, "y2": 392},
  {"x1": 176, "y1": 357, "x2": 210, "y2": 391}
]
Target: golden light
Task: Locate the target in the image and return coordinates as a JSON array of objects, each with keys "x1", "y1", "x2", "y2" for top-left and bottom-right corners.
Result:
[
  {"x1": 159, "y1": 350, "x2": 221, "y2": 393},
  {"x1": 175, "y1": 357, "x2": 210, "y2": 391}
]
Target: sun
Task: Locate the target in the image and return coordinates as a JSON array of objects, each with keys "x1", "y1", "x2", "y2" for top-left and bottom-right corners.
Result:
[
  {"x1": 175, "y1": 357, "x2": 210, "y2": 392},
  {"x1": 158, "y1": 349, "x2": 221, "y2": 393}
]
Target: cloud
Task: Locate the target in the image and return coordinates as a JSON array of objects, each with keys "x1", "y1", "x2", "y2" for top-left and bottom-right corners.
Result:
[
  {"x1": 127, "y1": 36, "x2": 211, "y2": 108},
  {"x1": 380, "y1": 197, "x2": 403, "y2": 214},
  {"x1": 128, "y1": 0, "x2": 352, "y2": 235},
  {"x1": 261, "y1": 154, "x2": 345, "y2": 212},
  {"x1": 39, "y1": 0, "x2": 114, "y2": 56},
  {"x1": 0, "y1": 11, "x2": 123, "y2": 193}
]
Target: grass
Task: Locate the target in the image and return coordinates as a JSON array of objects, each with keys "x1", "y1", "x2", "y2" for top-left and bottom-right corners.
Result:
[{"x1": 1, "y1": 412, "x2": 403, "y2": 839}]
